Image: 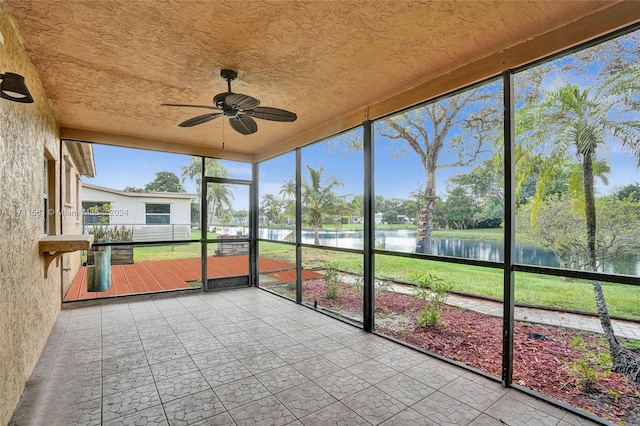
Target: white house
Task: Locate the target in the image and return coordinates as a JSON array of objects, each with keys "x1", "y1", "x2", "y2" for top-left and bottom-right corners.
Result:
[
  {"x1": 353, "y1": 213, "x2": 384, "y2": 224},
  {"x1": 82, "y1": 183, "x2": 196, "y2": 241}
]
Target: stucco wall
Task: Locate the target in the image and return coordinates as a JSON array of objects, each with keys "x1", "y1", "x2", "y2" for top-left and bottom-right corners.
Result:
[
  {"x1": 0, "y1": 5, "x2": 62, "y2": 425},
  {"x1": 61, "y1": 143, "x2": 85, "y2": 296}
]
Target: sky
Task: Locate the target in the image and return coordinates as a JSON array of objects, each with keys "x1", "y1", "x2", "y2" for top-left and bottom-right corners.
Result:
[
  {"x1": 84, "y1": 130, "x2": 639, "y2": 213},
  {"x1": 84, "y1": 31, "x2": 640, "y2": 210}
]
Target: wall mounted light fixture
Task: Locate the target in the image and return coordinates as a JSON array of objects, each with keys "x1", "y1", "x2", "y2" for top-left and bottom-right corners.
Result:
[{"x1": 1, "y1": 72, "x2": 34, "y2": 103}]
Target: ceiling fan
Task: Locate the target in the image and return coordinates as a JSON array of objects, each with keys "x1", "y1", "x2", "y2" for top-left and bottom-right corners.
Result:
[{"x1": 162, "y1": 69, "x2": 297, "y2": 135}]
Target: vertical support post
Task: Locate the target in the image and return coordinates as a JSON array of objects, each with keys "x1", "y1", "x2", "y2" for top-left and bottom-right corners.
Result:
[
  {"x1": 250, "y1": 163, "x2": 259, "y2": 287},
  {"x1": 502, "y1": 70, "x2": 516, "y2": 387},
  {"x1": 200, "y1": 157, "x2": 208, "y2": 293},
  {"x1": 295, "y1": 148, "x2": 303, "y2": 304},
  {"x1": 363, "y1": 120, "x2": 375, "y2": 333}
]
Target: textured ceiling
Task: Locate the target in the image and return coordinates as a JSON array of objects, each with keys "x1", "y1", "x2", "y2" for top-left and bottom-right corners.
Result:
[{"x1": 2, "y1": 1, "x2": 636, "y2": 161}]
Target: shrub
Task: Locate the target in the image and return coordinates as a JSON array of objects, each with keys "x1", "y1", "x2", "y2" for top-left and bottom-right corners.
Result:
[
  {"x1": 88, "y1": 224, "x2": 133, "y2": 241},
  {"x1": 375, "y1": 279, "x2": 394, "y2": 296},
  {"x1": 568, "y1": 336, "x2": 612, "y2": 392},
  {"x1": 323, "y1": 266, "x2": 341, "y2": 299},
  {"x1": 413, "y1": 273, "x2": 452, "y2": 327}
]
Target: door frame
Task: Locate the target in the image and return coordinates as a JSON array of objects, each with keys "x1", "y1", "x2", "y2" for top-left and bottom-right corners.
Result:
[{"x1": 201, "y1": 176, "x2": 253, "y2": 292}]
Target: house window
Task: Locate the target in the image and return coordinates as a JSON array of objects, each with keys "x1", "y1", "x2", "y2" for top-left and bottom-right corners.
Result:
[
  {"x1": 76, "y1": 176, "x2": 81, "y2": 221},
  {"x1": 64, "y1": 158, "x2": 72, "y2": 205},
  {"x1": 43, "y1": 153, "x2": 57, "y2": 235},
  {"x1": 146, "y1": 203, "x2": 170, "y2": 224}
]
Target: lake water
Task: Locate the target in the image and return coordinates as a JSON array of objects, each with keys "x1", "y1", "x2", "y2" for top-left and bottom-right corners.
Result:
[{"x1": 219, "y1": 226, "x2": 640, "y2": 276}]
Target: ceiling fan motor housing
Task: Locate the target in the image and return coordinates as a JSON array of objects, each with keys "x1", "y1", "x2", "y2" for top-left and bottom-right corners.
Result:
[{"x1": 220, "y1": 69, "x2": 238, "y2": 82}]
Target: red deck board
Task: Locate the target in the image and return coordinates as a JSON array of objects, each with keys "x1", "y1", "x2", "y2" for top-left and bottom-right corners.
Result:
[
  {"x1": 64, "y1": 255, "x2": 316, "y2": 301},
  {"x1": 142, "y1": 261, "x2": 190, "y2": 290},
  {"x1": 167, "y1": 258, "x2": 199, "y2": 279},
  {"x1": 63, "y1": 267, "x2": 86, "y2": 302},
  {"x1": 107, "y1": 265, "x2": 125, "y2": 294},
  {"x1": 125, "y1": 263, "x2": 163, "y2": 293}
]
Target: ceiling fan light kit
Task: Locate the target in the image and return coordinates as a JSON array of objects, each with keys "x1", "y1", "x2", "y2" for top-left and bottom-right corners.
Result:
[{"x1": 162, "y1": 69, "x2": 296, "y2": 136}]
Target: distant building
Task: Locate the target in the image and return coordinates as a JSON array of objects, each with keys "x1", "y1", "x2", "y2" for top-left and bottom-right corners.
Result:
[
  {"x1": 82, "y1": 183, "x2": 196, "y2": 241},
  {"x1": 397, "y1": 215, "x2": 412, "y2": 224}
]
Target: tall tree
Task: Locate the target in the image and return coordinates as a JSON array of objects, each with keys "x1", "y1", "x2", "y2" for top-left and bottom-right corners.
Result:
[
  {"x1": 144, "y1": 171, "x2": 186, "y2": 193},
  {"x1": 516, "y1": 194, "x2": 640, "y2": 271},
  {"x1": 448, "y1": 158, "x2": 504, "y2": 208},
  {"x1": 279, "y1": 177, "x2": 296, "y2": 200},
  {"x1": 523, "y1": 71, "x2": 640, "y2": 381},
  {"x1": 615, "y1": 183, "x2": 640, "y2": 202},
  {"x1": 279, "y1": 177, "x2": 296, "y2": 223},
  {"x1": 124, "y1": 186, "x2": 144, "y2": 192},
  {"x1": 302, "y1": 165, "x2": 344, "y2": 244},
  {"x1": 377, "y1": 83, "x2": 501, "y2": 252},
  {"x1": 260, "y1": 194, "x2": 284, "y2": 225},
  {"x1": 441, "y1": 186, "x2": 479, "y2": 230},
  {"x1": 447, "y1": 158, "x2": 504, "y2": 227},
  {"x1": 181, "y1": 157, "x2": 234, "y2": 223}
]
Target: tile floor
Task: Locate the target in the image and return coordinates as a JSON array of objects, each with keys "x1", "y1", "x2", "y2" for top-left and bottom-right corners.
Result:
[{"x1": 10, "y1": 288, "x2": 601, "y2": 426}]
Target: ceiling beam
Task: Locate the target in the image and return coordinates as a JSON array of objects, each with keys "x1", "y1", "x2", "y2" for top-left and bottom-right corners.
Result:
[{"x1": 60, "y1": 128, "x2": 255, "y2": 163}]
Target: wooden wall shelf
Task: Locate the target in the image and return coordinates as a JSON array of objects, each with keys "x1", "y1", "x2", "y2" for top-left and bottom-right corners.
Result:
[{"x1": 39, "y1": 235, "x2": 94, "y2": 278}]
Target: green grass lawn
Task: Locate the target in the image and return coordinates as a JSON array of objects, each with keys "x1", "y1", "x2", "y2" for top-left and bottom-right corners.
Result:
[
  {"x1": 258, "y1": 240, "x2": 640, "y2": 320},
  {"x1": 123, "y1": 228, "x2": 638, "y2": 320},
  {"x1": 133, "y1": 231, "x2": 217, "y2": 262}
]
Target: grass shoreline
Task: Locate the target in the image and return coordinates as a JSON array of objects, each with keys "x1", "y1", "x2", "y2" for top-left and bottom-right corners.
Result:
[
  {"x1": 258, "y1": 241, "x2": 640, "y2": 320},
  {"x1": 128, "y1": 228, "x2": 638, "y2": 320}
]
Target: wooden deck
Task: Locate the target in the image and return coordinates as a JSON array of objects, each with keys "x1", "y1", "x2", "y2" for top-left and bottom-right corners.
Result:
[{"x1": 64, "y1": 255, "x2": 320, "y2": 301}]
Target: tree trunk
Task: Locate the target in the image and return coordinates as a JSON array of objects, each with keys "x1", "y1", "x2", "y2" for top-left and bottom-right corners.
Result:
[
  {"x1": 583, "y1": 153, "x2": 640, "y2": 382},
  {"x1": 416, "y1": 164, "x2": 437, "y2": 254}
]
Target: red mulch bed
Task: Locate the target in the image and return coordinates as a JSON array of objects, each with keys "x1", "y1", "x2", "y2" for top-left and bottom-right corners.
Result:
[{"x1": 295, "y1": 279, "x2": 640, "y2": 425}]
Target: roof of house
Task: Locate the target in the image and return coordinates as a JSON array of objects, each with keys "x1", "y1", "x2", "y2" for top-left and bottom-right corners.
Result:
[
  {"x1": 82, "y1": 183, "x2": 197, "y2": 200},
  {"x1": 65, "y1": 141, "x2": 96, "y2": 178}
]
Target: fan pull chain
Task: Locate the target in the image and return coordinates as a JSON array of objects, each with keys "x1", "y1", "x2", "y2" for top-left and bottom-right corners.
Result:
[{"x1": 222, "y1": 118, "x2": 225, "y2": 149}]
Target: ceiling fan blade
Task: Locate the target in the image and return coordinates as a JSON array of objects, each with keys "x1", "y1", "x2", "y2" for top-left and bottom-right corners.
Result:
[
  {"x1": 248, "y1": 106, "x2": 297, "y2": 122},
  {"x1": 225, "y1": 93, "x2": 260, "y2": 110},
  {"x1": 229, "y1": 114, "x2": 258, "y2": 135},
  {"x1": 162, "y1": 103, "x2": 219, "y2": 110},
  {"x1": 178, "y1": 113, "x2": 223, "y2": 127}
]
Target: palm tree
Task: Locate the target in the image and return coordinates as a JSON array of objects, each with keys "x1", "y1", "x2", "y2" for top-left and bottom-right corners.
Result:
[
  {"x1": 279, "y1": 177, "x2": 296, "y2": 224},
  {"x1": 302, "y1": 165, "x2": 344, "y2": 245},
  {"x1": 522, "y1": 71, "x2": 640, "y2": 381},
  {"x1": 279, "y1": 177, "x2": 296, "y2": 200},
  {"x1": 181, "y1": 157, "x2": 234, "y2": 225}
]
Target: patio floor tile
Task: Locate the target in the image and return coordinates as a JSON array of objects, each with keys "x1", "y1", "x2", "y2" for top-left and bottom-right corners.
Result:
[
  {"x1": 298, "y1": 401, "x2": 370, "y2": 426},
  {"x1": 163, "y1": 389, "x2": 226, "y2": 425},
  {"x1": 228, "y1": 395, "x2": 296, "y2": 426},
  {"x1": 341, "y1": 386, "x2": 407, "y2": 425},
  {"x1": 274, "y1": 381, "x2": 338, "y2": 418},
  {"x1": 10, "y1": 287, "x2": 596, "y2": 426}
]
